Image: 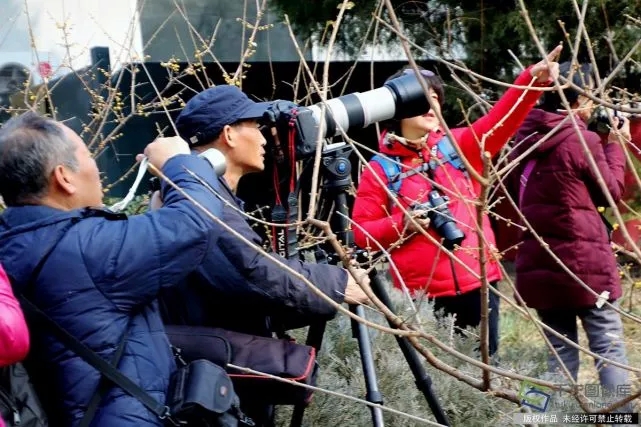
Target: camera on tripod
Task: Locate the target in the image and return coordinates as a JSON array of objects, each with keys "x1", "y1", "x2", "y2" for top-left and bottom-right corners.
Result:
[
  {"x1": 260, "y1": 72, "x2": 433, "y2": 160},
  {"x1": 254, "y1": 70, "x2": 451, "y2": 427},
  {"x1": 412, "y1": 190, "x2": 465, "y2": 250}
]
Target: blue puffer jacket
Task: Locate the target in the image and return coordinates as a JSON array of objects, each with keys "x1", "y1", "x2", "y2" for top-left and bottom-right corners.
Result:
[
  {"x1": 0, "y1": 155, "x2": 223, "y2": 427},
  {"x1": 160, "y1": 178, "x2": 348, "y2": 336}
]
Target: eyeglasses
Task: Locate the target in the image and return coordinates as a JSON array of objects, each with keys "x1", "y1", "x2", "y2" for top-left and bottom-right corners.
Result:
[{"x1": 403, "y1": 69, "x2": 435, "y2": 77}]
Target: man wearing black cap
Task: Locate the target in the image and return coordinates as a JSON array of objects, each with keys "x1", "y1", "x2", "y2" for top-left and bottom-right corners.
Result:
[
  {"x1": 154, "y1": 85, "x2": 369, "y2": 424},
  {"x1": 172, "y1": 85, "x2": 273, "y2": 191}
]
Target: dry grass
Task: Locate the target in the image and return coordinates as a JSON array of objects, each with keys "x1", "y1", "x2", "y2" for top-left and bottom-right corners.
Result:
[{"x1": 272, "y1": 263, "x2": 641, "y2": 426}]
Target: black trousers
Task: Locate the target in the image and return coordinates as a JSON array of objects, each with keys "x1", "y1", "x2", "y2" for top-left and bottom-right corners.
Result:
[{"x1": 431, "y1": 282, "x2": 500, "y2": 356}]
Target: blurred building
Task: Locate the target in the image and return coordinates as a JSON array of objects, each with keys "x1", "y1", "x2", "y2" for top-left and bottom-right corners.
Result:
[{"x1": 139, "y1": 0, "x2": 311, "y2": 63}]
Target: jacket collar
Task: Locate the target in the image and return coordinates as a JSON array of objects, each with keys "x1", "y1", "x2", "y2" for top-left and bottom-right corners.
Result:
[
  {"x1": 0, "y1": 205, "x2": 123, "y2": 235},
  {"x1": 1, "y1": 205, "x2": 79, "y2": 229},
  {"x1": 513, "y1": 109, "x2": 587, "y2": 158},
  {"x1": 378, "y1": 128, "x2": 446, "y2": 160},
  {"x1": 219, "y1": 177, "x2": 245, "y2": 211}
]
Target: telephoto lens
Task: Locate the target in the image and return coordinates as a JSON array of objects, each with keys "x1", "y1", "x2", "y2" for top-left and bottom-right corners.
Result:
[
  {"x1": 260, "y1": 72, "x2": 433, "y2": 160},
  {"x1": 147, "y1": 148, "x2": 226, "y2": 195}
]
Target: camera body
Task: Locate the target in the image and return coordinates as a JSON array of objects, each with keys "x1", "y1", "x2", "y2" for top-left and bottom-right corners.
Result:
[
  {"x1": 412, "y1": 190, "x2": 465, "y2": 250},
  {"x1": 593, "y1": 106, "x2": 627, "y2": 130},
  {"x1": 592, "y1": 102, "x2": 639, "y2": 133}
]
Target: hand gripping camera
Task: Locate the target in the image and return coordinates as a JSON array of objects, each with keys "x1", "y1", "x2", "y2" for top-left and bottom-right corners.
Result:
[
  {"x1": 592, "y1": 102, "x2": 639, "y2": 134},
  {"x1": 412, "y1": 190, "x2": 465, "y2": 250}
]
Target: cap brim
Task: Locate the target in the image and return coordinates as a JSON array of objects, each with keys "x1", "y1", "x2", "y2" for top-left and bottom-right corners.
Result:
[{"x1": 237, "y1": 101, "x2": 271, "y2": 120}]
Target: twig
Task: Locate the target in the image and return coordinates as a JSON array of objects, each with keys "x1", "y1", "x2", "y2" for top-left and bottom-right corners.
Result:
[
  {"x1": 478, "y1": 151, "x2": 492, "y2": 390},
  {"x1": 227, "y1": 364, "x2": 442, "y2": 425}
]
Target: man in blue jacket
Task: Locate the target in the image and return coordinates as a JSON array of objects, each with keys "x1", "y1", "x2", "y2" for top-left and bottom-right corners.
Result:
[
  {"x1": 153, "y1": 86, "x2": 370, "y2": 425},
  {"x1": 0, "y1": 112, "x2": 225, "y2": 427},
  {"x1": 156, "y1": 85, "x2": 369, "y2": 336}
]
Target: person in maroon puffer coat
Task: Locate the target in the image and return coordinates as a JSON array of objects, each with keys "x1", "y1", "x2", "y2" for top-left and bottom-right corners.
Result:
[{"x1": 509, "y1": 61, "x2": 633, "y2": 404}]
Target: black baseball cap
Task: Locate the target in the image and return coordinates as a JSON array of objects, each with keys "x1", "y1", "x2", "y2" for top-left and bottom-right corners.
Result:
[{"x1": 175, "y1": 85, "x2": 271, "y2": 146}]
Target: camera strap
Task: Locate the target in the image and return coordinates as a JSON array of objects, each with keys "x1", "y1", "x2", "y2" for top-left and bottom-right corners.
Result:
[
  {"x1": 518, "y1": 158, "x2": 537, "y2": 207},
  {"x1": 373, "y1": 135, "x2": 469, "y2": 196},
  {"x1": 270, "y1": 118, "x2": 299, "y2": 260},
  {"x1": 110, "y1": 157, "x2": 149, "y2": 212}
]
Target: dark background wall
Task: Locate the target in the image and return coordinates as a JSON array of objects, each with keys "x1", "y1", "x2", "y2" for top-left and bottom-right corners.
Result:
[
  {"x1": 137, "y1": 0, "x2": 311, "y2": 63},
  {"x1": 36, "y1": 55, "x2": 438, "y2": 212}
]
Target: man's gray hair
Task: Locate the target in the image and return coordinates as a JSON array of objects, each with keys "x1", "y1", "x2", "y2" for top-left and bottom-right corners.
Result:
[{"x1": 0, "y1": 111, "x2": 79, "y2": 206}]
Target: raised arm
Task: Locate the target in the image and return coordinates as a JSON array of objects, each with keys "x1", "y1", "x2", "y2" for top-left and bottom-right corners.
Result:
[
  {"x1": 85, "y1": 138, "x2": 225, "y2": 311},
  {"x1": 459, "y1": 45, "x2": 562, "y2": 172}
]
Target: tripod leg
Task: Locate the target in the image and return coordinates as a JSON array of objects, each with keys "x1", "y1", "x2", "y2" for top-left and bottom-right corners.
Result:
[
  {"x1": 350, "y1": 304, "x2": 385, "y2": 427},
  {"x1": 289, "y1": 400, "x2": 306, "y2": 427},
  {"x1": 290, "y1": 322, "x2": 327, "y2": 427},
  {"x1": 368, "y1": 271, "x2": 451, "y2": 426}
]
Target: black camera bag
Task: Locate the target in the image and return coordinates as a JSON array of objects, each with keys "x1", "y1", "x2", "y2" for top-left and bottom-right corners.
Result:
[{"x1": 165, "y1": 325, "x2": 318, "y2": 406}]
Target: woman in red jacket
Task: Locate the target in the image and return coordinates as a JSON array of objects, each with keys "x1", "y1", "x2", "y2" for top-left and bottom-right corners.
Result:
[
  {"x1": 0, "y1": 263, "x2": 29, "y2": 367},
  {"x1": 352, "y1": 46, "x2": 561, "y2": 356},
  {"x1": 509, "y1": 61, "x2": 632, "y2": 403}
]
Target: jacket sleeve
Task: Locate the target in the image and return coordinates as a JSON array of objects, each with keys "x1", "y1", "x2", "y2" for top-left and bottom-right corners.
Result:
[
  {"x1": 352, "y1": 161, "x2": 406, "y2": 250},
  {"x1": 203, "y1": 205, "x2": 348, "y2": 319},
  {"x1": 582, "y1": 134, "x2": 626, "y2": 206},
  {"x1": 457, "y1": 66, "x2": 549, "y2": 172},
  {"x1": 85, "y1": 155, "x2": 224, "y2": 311},
  {"x1": 0, "y1": 264, "x2": 30, "y2": 366}
]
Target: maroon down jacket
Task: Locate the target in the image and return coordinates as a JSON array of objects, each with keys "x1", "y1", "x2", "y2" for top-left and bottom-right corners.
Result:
[{"x1": 508, "y1": 109, "x2": 626, "y2": 310}]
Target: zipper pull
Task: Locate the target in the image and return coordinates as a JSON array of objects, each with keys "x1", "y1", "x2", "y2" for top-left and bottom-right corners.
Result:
[
  {"x1": 171, "y1": 345, "x2": 187, "y2": 367},
  {"x1": 13, "y1": 408, "x2": 21, "y2": 425}
]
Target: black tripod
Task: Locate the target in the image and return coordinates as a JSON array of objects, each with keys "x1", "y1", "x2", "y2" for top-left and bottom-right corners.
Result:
[
  {"x1": 290, "y1": 142, "x2": 385, "y2": 427},
  {"x1": 291, "y1": 143, "x2": 450, "y2": 426}
]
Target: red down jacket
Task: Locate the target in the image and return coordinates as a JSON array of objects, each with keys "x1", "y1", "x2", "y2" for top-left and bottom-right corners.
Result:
[
  {"x1": 353, "y1": 67, "x2": 548, "y2": 297},
  {"x1": 509, "y1": 109, "x2": 626, "y2": 310}
]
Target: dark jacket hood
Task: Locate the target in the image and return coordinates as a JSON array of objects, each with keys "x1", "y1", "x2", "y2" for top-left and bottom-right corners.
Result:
[{"x1": 512, "y1": 109, "x2": 587, "y2": 159}]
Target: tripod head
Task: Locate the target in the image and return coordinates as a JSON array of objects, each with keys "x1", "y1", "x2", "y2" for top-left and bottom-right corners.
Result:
[
  {"x1": 317, "y1": 140, "x2": 384, "y2": 269},
  {"x1": 319, "y1": 141, "x2": 354, "y2": 247},
  {"x1": 320, "y1": 142, "x2": 353, "y2": 192}
]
